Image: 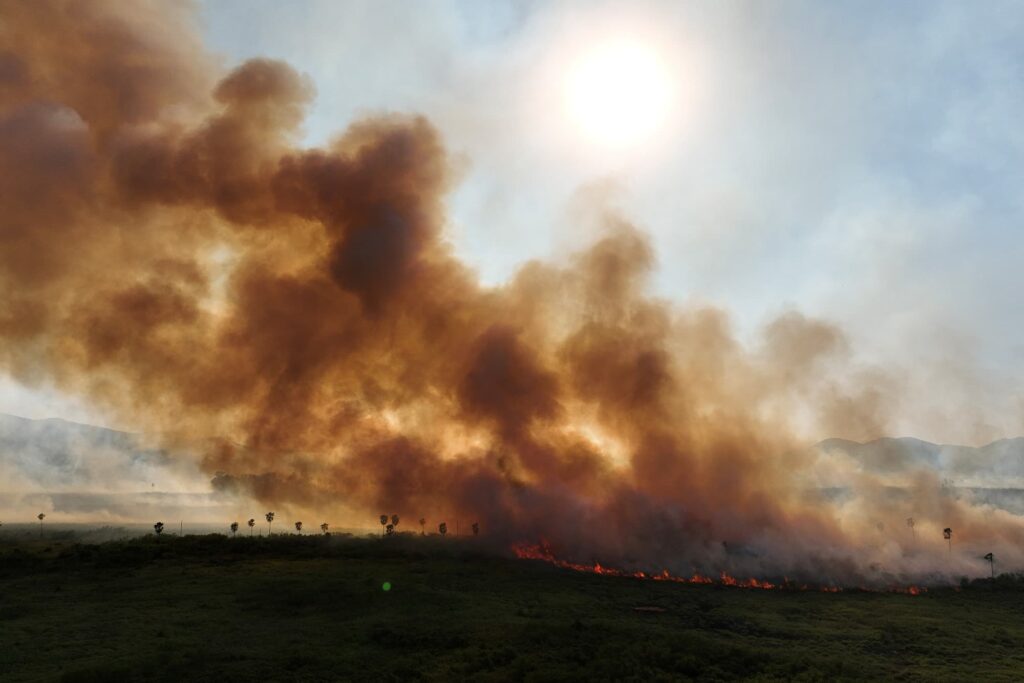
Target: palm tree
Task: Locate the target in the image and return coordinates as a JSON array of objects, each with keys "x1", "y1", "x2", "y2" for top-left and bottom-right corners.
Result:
[
  {"x1": 472, "y1": 522, "x2": 479, "y2": 536},
  {"x1": 419, "y1": 517, "x2": 426, "y2": 535},
  {"x1": 37, "y1": 512, "x2": 45, "y2": 536},
  {"x1": 439, "y1": 521, "x2": 447, "y2": 536},
  {"x1": 944, "y1": 527, "x2": 953, "y2": 554},
  {"x1": 230, "y1": 522, "x2": 239, "y2": 537},
  {"x1": 320, "y1": 522, "x2": 329, "y2": 535},
  {"x1": 379, "y1": 514, "x2": 388, "y2": 537},
  {"x1": 247, "y1": 518, "x2": 255, "y2": 537},
  {"x1": 386, "y1": 523, "x2": 394, "y2": 536},
  {"x1": 153, "y1": 521, "x2": 164, "y2": 536},
  {"x1": 294, "y1": 521, "x2": 303, "y2": 534},
  {"x1": 265, "y1": 511, "x2": 275, "y2": 535},
  {"x1": 391, "y1": 514, "x2": 400, "y2": 530}
]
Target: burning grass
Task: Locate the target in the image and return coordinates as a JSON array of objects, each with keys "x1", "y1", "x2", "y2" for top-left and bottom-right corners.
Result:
[
  {"x1": 2, "y1": 533, "x2": 1020, "y2": 681},
  {"x1": 512, "y1": 541, "x2": 927, "y2": 595}
]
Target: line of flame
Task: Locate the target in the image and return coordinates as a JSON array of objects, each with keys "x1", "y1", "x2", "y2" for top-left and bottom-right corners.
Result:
[{"x1": 511, "y1": 542, "x2": 925, "y2": 596}]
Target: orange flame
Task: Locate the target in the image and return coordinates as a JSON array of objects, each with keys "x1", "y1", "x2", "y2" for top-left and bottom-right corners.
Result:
[{"x1": 511, "y1": 542, "x2": 926, "y2": 595}]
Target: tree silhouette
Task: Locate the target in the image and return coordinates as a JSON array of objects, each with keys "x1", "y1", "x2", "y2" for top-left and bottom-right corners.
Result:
[
  {"x1": 265, "y1": 511, "x2": 275, "y2": 535},
  {"x1": 154, "y1": 521, "x2": 164, "y2": 536},
  {"x1": 943, "y1": 527, "x2": 953, "y2": 554},
  {"x1": 391, "y1": 514, "x2": 400, "y2": 529},
  {"x1": 439, "y1": 522, "x2": 447, "y2": 536},
  {"x1": 419, "y1": 517, "x2": 426, "y2": 535},
  {"x1": 472, "y1": 522, "x2": 479, "y2": 536},
  {"x1": 984, "y1": 552, "x2": 995, "y2": 578},
  {"x1": 906, "y1": 517, "x2": 915, "y2": 543},
  {"x1": 386, "y1": 523, "x2": 395, "y2": 536},
  {"x1": 295, "y1": 521, "x2": 303, "y2": 534},
  {"x1": 320, "y1": 522, "x2": 329, "y2": 535},
  {"x1": 37, "y1": 512, "x2": 45, "y2": 536},
  {"x1": 379, "y1": 514, "x2": 388, "y2": 537},
  {"x1": 230, "y1": 522, "x2": 239, "y2": 537},
  {"x1": 247, "y1": 518, "x2": 255, "y2": 537}
]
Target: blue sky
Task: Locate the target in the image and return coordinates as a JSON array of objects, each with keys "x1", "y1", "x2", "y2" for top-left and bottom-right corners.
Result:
[{"x1": 3, "y1": 0, "x2": 1023, "y2": 444}]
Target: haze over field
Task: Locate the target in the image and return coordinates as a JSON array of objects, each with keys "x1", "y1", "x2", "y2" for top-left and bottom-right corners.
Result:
[{"x1": 2, "y1": 1, "x2": 1024, "y2": 586}]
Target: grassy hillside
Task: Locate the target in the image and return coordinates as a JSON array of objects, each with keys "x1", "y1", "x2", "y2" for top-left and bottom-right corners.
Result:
[{"x1": 1, "y1": 534, "x2": 1023, "y2": 681}]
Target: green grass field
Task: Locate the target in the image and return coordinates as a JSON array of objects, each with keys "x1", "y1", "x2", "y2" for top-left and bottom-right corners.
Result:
[{"x1": 1, "y1": 534, "x2": 1022, "y2": 681}]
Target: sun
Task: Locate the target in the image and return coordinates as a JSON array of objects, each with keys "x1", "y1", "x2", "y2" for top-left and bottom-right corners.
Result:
[{"x1": 564, "y1": 42, "x2": 673, "y2": 149}]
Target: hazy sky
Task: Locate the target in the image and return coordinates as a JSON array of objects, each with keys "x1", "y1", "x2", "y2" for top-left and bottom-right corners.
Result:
[{"x1": 3, "y1": 0, "x2": 1023, "y2": 443}]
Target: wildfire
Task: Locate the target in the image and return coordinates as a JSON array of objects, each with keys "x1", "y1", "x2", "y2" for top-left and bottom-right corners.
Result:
[{"x1": 512, "y1": 542, "x2": 927, "y2": 595}]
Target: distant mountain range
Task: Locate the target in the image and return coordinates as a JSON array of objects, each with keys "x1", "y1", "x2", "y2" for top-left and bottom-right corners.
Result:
[
  {"x1": 814, "y1": 436, "x2": 1024, "y2": 486},
  {"x1": 4, "y1": 413, "x2": 1024, "y2": 519},
  {"x1": 0, "y1": 413, "x2": 168, "y2": 488},
  {"x1": 0, "y1": 413, "x2": 235, "y2": 520}
]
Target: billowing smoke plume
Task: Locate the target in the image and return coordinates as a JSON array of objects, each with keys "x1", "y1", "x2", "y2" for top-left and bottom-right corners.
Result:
[{"x1": 3, "y1": 1, "x2": 1022, "y2": 585}]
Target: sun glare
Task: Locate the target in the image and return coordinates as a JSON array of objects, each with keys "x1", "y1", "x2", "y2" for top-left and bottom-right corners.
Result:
[{"x1": 564, "y1": 42, "x2": 673, "y2": 149}]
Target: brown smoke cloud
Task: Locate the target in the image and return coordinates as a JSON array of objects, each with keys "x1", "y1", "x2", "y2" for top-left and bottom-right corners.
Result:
[{"x1": 3, "y1": 0, "x2": 1022, "y2": 584}]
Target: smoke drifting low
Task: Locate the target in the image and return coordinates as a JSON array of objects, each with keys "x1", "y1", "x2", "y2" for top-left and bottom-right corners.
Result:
[{"x1": 2, "y1": 1, "x2": 1021, "y2": 585}]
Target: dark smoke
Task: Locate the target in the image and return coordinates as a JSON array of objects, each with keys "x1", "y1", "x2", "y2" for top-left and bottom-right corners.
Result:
[{"x1": 3, "y1": 0, "x2": 1023, "y2": 585}]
